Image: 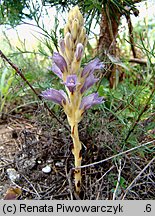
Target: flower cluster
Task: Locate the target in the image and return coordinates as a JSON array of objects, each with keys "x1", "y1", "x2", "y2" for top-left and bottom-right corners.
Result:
[
  {"x1": 41, "y1": 56, "x2": 104, "y2": 111},
  {"x1": 41, "y1": 6, "x2": 104, "y2": 120},
  {"x1": 41, "y1": 6, "x2": 104, "y2": 193}
]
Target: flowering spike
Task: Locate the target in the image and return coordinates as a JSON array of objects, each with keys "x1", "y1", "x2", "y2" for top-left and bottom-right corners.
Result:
[{"x1": 42, "y1": 6, "x2": 105, "y2": 194}]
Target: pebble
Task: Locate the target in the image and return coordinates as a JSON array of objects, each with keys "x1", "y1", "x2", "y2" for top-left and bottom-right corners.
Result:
[
  {"x1": 47, "y1": 159, "x2": 54, "y2": 163},
  {"x1": 37, "y1": 160, "x2": 42, "y2": 164},
  {"x1": 55, "y1": 162, "x2": 64, "y2": 167},
  {"x1": 6, "y1": 168, "x2": 20, "y2": 182},
  {"x1": 42, "y1": 165, "x2": 51, "y2": 174}
]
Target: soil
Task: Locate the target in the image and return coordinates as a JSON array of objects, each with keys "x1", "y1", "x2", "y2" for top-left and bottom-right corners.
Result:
[{"x1": 0, "y1": 105, "x2": 155, "y2": 200}]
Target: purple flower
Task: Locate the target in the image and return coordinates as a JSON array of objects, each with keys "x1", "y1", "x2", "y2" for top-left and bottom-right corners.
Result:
[
  {"x1": 53, "y1": 52, "x2": 67, "y2": 73},
  {"x1": 63, "y1": 75, "x2": 80, "y2": 93},
  {"x1": 81, "y1": 58, "x2": 104, "y2": 77},
  {"x1": 41, "y1": 88, "x2": 67, "y2": 106},
  {"x1": 48, "y1": 63, "x2": 63, "y2": 79},
  {"x1": 75, "y1": 43, "x2": 84, "y2": 61},
  {"x1": 59, "y1": 39, "x2": 65, "y2": 54},
  {"x1": 80, "y1": 74, "x2": 99, "y2": 94},
  {"x1": 80, "y1": 93, "x2": 104, "y2": 111}
]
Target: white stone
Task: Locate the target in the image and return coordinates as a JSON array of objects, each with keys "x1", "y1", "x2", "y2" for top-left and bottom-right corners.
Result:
[
  {"x1": 42, "y1": 165, "x2": 51, "y2": 173},
  {"x1": 37, "y1": 160, "x2": 42, "y2": 164},
  {"x1": 55, "y1": 162, "x2": 64, "y2": 167},
  {"x1": 6, "y1": 168, "x2": 20, "y2": 182}
]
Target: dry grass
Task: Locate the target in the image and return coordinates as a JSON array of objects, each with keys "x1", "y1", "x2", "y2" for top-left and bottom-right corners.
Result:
[{"x1": 0, "y1": 104, "x2": 155, "y2": 200}]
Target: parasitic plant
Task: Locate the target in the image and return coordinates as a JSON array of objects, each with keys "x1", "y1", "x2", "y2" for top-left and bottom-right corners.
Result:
[{"x1": 41, "y1": 6, "x2": 104, "y2": 194}]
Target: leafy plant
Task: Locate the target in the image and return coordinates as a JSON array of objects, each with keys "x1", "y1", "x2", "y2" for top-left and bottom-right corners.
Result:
[{"x1": 0, "y1": 67, "x2": 15, "y2": 112}]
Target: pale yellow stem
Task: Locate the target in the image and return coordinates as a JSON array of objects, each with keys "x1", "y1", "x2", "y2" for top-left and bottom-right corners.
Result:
[{"x1": 70, "y1": 123, "x2": 82, "y2": 193}]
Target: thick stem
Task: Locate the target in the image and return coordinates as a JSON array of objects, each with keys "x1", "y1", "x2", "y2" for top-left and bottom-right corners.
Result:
[{"x1": 70, "y1": 123, "x2": 82, "y2": 193}]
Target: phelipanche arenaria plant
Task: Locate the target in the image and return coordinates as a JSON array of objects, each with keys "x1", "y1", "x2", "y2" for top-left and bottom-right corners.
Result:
[{"x1": 41, "y1": 6, "x2": 104, "y2": 194}]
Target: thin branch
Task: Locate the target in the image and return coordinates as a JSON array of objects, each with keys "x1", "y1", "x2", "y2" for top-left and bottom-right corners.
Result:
[
  {"x1": 92, "y1": 165, "x2": 115, "y2": 187},
  {"x1": 122, "y1": 156, "x2": 155, "y2": 200},
  {"x1": 11, "y1": 180, "x2": 38, "y2": 196},
  {"x1": 113, "y1": 159, "x2": 122, "y2": 200},
  {"x1": 21, "y1": 174, "x2": 41, "y2": 199},
  {"x1": 0, "y1": 50, "x2": 69, "y2": 132},
  {"x1": 95, "y1": 165, "x2": 115, "y2": 200},
  {"x1": 76, "y1": 139, "x2": 155, "y2": 169}
]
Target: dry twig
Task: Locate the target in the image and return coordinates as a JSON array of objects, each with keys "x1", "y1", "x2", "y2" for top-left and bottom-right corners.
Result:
[
  {"x1": 113, "y1": 159, "x2": 122, "y2": 200},
  {"x1": 77, "y1": 140, "x2": 155, "y2": 169},
  {"x1": 121, "y1": 156, "x2": 155, "y2": 199}
]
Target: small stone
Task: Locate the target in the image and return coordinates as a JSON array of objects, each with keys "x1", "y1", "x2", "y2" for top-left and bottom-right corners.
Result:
[
  {"x1": 6, "y1": 168, "x2": 20, "y2": 182},
  {"x1": 37, "y1": 160, "x2": 42, "y2": 164},
  {"x1": 47, "y1": 159, "x2": 54, "y2": 163},
  {"x1": 42, "y1": 165, "x2": 51, "y2": 174},
  {"x1": 55, "y1": 162, "x2": 64, "y2": 167}
]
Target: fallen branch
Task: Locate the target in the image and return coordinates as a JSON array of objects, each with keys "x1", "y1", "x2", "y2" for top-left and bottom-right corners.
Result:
[{"x1": 76, "y1": 139, "x2": 155, "y2": 169}]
